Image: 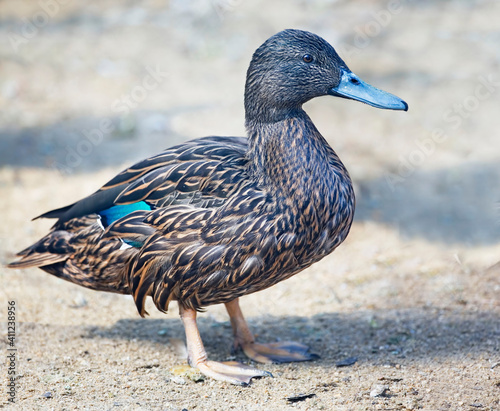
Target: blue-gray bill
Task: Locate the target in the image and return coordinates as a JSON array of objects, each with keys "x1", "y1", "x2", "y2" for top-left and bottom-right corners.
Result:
[{"x1": 330, "y1": 69, "x2": 408, "y2": 111}]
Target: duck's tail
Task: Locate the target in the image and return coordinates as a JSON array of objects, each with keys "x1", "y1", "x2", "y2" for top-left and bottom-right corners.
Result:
[{"x1": 8, "y1": 215, "x2": 133, "y2": 295}]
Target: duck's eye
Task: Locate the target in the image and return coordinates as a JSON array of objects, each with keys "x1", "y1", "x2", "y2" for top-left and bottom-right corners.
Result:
[{"x1": 302, "y1": 54, "x2": 313, "y2": 63}]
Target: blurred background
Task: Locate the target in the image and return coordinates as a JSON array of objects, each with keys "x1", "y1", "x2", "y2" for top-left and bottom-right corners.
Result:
[{"x1": 1, "y1": 0, "x2": 499, "y2": 409}]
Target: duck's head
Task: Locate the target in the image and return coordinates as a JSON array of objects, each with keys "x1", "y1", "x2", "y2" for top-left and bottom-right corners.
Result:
[{"x1": 244, "y1": 29, "x2": 408, "y2": 123}]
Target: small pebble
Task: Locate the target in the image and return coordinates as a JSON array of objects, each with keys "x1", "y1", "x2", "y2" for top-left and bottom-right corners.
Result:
[
  {"x1": 69, "y1": 294, "x2": 88, "y2": 308},
  {"x1": 42, "y1": 391, "x2": 53, "y2": 399},
  {"x1": 169, "y1": 365, "x2": 205, "y2": 383},
  {"x1": 171, "y1": 376, "x2": 187, "y2": 385},
  {"x1": 370, "y1": 384, "x2": 389, "y2": 397},
  {"x1": 336, "y1": 356, "x2": 358, "y2": 367},
  {"x1": 286, "y1": 393, "x2": 316, "y2": 403}
]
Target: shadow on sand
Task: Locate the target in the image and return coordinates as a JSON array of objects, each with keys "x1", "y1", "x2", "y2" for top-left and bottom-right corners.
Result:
[{"x1": 86, "y1": 306, "x2": 500, "y2": 366}]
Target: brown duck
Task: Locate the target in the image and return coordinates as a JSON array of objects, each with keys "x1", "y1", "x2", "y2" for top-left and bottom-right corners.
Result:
[{"x1": 9, "y1": 29, "x2": 407, "y2": 385}]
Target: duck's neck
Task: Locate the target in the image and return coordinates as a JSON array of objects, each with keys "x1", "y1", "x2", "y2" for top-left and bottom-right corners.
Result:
[{"x1": 245, "y1": 110, "x2": 350, "y2": 197}]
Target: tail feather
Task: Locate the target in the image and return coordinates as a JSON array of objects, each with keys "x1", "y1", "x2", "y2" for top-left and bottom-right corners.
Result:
[
  {"x1": 8, "y1": 216, "x2": 133, "y2": 295},
  {"x1": 7, "y1": 253, "x2": 67, "y2": 269},
  {"x1": 33, "y1": 202, "x2": 75, "y2": 220},
  {"x1": 39, "y1": 260, "x2": 131, "y2": 294}
]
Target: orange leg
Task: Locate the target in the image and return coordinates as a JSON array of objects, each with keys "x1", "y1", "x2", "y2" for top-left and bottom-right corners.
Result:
[
  {"x1": 225, "y1": 298, "x2": 319, "y2": 363},
  {"x1": 179, "y1": 305, "x2": 271, "y2": 385}
]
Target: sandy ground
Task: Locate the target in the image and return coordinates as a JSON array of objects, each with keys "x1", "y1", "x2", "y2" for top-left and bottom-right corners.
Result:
[{"x1": 1, "y1": 0, "x2": 500, "y2": 409}]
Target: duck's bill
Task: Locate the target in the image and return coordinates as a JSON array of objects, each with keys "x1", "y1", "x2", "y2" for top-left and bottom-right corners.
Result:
[{"x1": 329, "y1": 69, "x2": 408, "y2": 111}]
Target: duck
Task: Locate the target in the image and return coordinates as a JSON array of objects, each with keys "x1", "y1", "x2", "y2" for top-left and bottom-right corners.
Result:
[{"x1": 9, "y1": 29, "x2": 407, "y2": 385}]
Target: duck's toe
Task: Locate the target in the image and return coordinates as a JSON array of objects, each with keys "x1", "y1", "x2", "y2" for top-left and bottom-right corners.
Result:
[
  {"x1": 196, "y1": 360, "x2": 272, "y2": 386},
  {"x1": 241, "y1": 341, "x2": 320, "y2": 364}
]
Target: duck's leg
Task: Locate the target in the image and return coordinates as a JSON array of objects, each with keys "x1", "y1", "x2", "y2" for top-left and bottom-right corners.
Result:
[
  {"x1": 179, "y1": 305, "x2": 271, "y2": 385},
  {"x1": 225, "y1": 298, "x2": 319, "y2": 363}
]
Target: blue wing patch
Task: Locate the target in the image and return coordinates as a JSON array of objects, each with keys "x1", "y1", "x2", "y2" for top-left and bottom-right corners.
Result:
[{"x1": 99, "y1": 201, "x2": 151, "y2": 227}]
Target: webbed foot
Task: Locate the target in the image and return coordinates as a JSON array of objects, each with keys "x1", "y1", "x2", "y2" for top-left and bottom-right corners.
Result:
[
  {"x1": 225, "y1": 299, "x2": 319, "y2": 364},
  {"x1": 196, "y1": 360, "x2": 272, "y2": 386}
]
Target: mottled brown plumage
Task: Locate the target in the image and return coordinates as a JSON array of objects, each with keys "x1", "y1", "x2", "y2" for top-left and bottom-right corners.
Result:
[{"x1": 9, "y1": 29, "x2": 407, "y2": 385}]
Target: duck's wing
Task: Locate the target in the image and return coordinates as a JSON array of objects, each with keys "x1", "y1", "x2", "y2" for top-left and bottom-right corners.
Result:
[
  {"x1": 9, "y1": 136, "x2": 257, "y2": 293},
  {"x1": 37, "y1": 136, "x2": 249, "y2": 227}
]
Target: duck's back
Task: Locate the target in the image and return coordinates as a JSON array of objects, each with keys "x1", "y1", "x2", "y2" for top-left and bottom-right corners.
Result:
[{"x1": 40, "y1": 136, "x2": 250, "y2": 224}]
